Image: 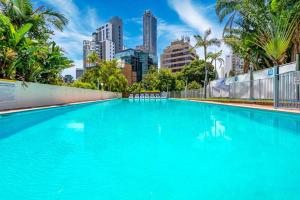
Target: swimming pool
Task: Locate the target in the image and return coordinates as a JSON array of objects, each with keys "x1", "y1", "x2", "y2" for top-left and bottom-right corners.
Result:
[{"x1": 0, "y1": 99, "x2": 300, "y2": 199}]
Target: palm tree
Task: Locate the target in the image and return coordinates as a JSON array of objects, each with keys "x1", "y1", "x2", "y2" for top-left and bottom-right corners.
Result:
[
  {"x1": 87, "y1": 51, "x2": 100, "y2": 67},
  {"x1": 207, "y1": 51, "x2": 224, "y2": 79},
  {"x1": 194, "y1": 29, "x2": 221, "y2": 98},
  {"x1": 215, "y1": 0, "x2": 241, "y2": 36}
]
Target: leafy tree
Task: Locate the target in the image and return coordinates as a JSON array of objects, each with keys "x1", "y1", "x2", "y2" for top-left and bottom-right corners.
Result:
[
  {"x1": 181, "y1": 60, "x2": 215, "y2": 86},
  {"x1": 188, "y1": 81, "x2": 201, "y2": 90},
  {"x1": 175, "y1": 79, "x2": 185, "y2": 91},
  {"x1": 141, "y1": 67, "x2": 159, "y2": 91},
  {"x1": 80, "y1": 59, "x2": 128, "y2": 92},
  {"x1": 157, "y1": 68, "x2": 175, "y2": 92}
]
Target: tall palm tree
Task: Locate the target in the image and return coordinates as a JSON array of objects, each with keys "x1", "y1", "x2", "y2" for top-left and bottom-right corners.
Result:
[
  {"x1": 194, "y1": 29, "x2": 221, "y2": 98},
  {"x1": 215, "y1": 0, "x2": 241, "y2": 36},
  {"x1": 207, "y1": 51, "x2": 224, "y2": 79}
]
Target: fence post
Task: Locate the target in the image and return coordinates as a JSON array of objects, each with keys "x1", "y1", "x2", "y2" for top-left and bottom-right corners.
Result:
[
  {"x1": 274, "y1": 66, "x2": 279, "y2": 108},
  {"x1": 259, "y1": 79, "x2": 261, "y2": 99},
  {"x1": 249, "y1": 64, "x2": 254, "y2": 100},
  {"x1": 296, "y1": 54, "x2": 300, "y2": 101}
]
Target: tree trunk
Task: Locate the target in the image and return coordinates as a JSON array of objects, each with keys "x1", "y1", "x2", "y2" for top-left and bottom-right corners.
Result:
[
  {"x1": 243, "y1": 58, "x2": 250, "y2": 73},
  {"x1": 204, "y1": 46, "x2": 208, "y2": 98},
  {"x1": 291, "y1": 23, "x2": 300, "y2": 62}
]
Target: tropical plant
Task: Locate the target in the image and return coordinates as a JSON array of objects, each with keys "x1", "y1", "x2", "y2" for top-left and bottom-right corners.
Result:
[
  {"x1": 251, "y1": 13, "x2": 299, "y2": 65},
  {"x1": 194, "y1": 29, "x2": 221, "y2": 98},
  {"x1": 0, "y1": 12, "x2": 33, "y2": 79},
  {"x1": 0, "y1": 0, "x2": 72, "y2": 84},
  {"x1": 0, "y1": 0, "x2": 68, "y2": 39}
]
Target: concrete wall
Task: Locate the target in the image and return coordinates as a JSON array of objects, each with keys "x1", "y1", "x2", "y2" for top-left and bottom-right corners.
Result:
[{"x1": 0, "y1": 81, "x2": 121, "y2": 111}]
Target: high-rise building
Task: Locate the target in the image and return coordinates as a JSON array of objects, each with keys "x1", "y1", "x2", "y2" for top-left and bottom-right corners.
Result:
[
  {"x1": 83, "y1": 17, "x2": 123, "y2": 69},
  {"x1": 143, "y1": 10, "x2": 157, "y2": 56},
  {"x1": 115, "y1": 48, "x2": 158, "y2": 83},
  {"x1": 223, "y1": 54, "x2": 244, "y2": 77},
  {"x1": 109, "y1": 17, "x2": 123, "y2": 53},
  {"x1": 83, "y1": 40, "x2": 92, "y2": 68},
  {"x1": 160, "y1": 37, "x2": 198, "y2": 73}
]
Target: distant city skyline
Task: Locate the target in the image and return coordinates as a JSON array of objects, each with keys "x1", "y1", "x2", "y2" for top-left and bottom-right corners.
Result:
[{"x1": 36, "y1": 0, "x2": 226, "y2": 76}]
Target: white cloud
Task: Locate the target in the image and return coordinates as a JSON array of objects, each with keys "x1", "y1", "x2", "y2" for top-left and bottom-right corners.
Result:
[
  {"x1": 158, "y1": 18, "x2": 194, "y2": 41},
  {"x1": 168, "y1": 0, "x2": 216, "y2": 34},
  {"x1": 37, "y1": 0, "x2": 103, "y2": 66},
  {"x1": 37, "y1": 0, "x2": 103, "y2": 78}
]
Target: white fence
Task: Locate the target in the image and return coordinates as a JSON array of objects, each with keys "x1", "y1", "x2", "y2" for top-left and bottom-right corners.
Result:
[
  {"x1": 278, "y1": 71, "x2": 300, "y2": 109},
  {"x1": 0, "y1": 81, "x2": 121, "y2": 111},
  {"x1": 169, "y1": 62, "x2": 298, "y2": 100}
]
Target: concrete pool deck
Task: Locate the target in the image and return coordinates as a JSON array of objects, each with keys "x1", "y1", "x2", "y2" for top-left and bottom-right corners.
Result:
[{"x1": 182, "y1": 99, "x2": 300, "y2": 114}]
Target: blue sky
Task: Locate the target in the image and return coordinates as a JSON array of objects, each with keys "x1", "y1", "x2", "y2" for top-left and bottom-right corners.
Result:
[{"x1": 35, "y1": 0, "x2": 227, "y2": 76}]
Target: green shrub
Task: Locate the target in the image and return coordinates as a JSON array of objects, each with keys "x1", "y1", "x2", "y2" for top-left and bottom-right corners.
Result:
[{"x1": 71, "y1": 81, "x2": 97, "y2": 90}]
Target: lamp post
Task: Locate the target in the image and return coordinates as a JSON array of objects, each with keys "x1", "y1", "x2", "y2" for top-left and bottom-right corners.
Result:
[
  {"x1": 101, "y1": 83, "x2": 104, "y2": 91},
  {"x1": 185, "y1": 79, "x2": 188, "y2": 98}
]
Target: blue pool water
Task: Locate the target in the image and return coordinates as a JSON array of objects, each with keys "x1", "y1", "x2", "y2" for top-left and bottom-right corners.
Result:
[{"x1": 1, "y1": 99, "x2": 300, "y2": 200}]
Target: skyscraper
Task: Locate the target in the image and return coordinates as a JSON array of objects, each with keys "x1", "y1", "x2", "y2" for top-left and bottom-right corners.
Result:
[
  {"x1": 143, "y1": 10, "x2": 157, "y2": 56},
  {"x1": 83, "y1": 16, "x2": 123, "y2": 69},
  {"x1": 109, "y1": 16, "x2": 123, "y2": 53}
]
